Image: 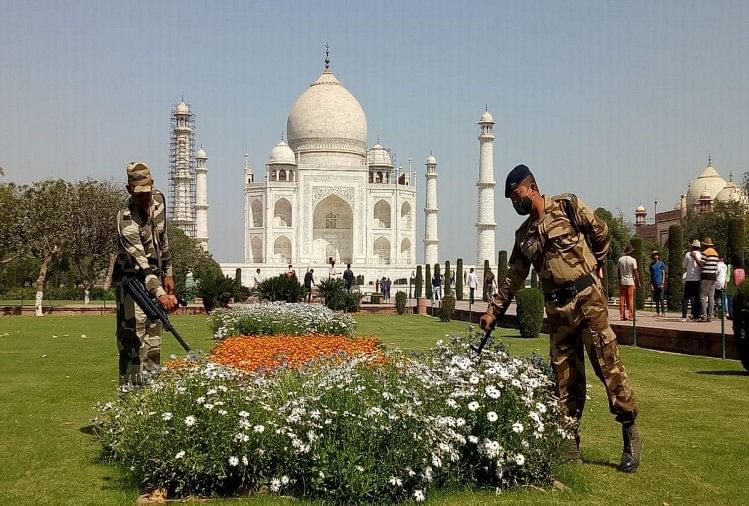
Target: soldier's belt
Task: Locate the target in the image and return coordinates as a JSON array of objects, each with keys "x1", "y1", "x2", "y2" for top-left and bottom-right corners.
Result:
[{"x1": 544, "y1": 273, "x2": 595, "y2": 306}]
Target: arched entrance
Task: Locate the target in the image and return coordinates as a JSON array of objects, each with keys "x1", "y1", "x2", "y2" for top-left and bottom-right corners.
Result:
[{"x1": 312, "y1": 195, "x2": 353, "y2": 263}]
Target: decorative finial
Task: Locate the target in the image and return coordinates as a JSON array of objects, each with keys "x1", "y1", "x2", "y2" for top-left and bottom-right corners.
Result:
[
  {"x1": 485, "y1": 104, "x2": 488, "y2": 112},
  {"x1": 244, "y1": 152, "x2": 249, "y2": 169},
  {"x1": 181, "y1": 94, "x2": 184, "y2": 102},
  {"x1": 281, "y1": 131, "x2": 284, "y2": 141},
  {"x1": 376, "y1": 134, "x2": 380, "y2": 144},
  {"x1": 729, "y1": 171, "x2": 733, "y2": 182},
  {"x1": 708, "y1": 153, "x2": 712, "y2": 166},
  {"x1": 324, "y1": 43, "x2": 330, "y2": 70}
]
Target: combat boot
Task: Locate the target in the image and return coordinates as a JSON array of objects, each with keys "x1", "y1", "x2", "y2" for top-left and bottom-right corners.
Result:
[
  {"x1": 619, "y1": 422, "x2": 642, "y2": 473},
  {"x1": 564, "y1": 431, "x2": 583, "y2": 464}
]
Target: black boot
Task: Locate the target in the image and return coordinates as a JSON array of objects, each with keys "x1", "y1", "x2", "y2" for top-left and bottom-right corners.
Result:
[
  {"x1": 564, "y1": 431, "x2": 583, "y2": 463},
  {"x1": 619, "y1": 422, "x2": 642, "y2": 473}
]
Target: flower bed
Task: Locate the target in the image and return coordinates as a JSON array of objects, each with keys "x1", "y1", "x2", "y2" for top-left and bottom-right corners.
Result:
[
  {"x1": 208, "y1": 303, "x2": 355, "y2": 340},
  {"x1": 210, "y1": 334, "x2": 384, "y2": 371},
  {"x1": 95, "y1": 335, "x2": 570, "y2": 503}
]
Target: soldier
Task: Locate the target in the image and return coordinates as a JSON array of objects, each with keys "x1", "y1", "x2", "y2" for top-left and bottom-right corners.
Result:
[
  {"x1": 480, "y1": 164, "x2": 642, "y2": 473},
  {"x1": 113, "y1": 162, "x2": 178, "y2": 386}
]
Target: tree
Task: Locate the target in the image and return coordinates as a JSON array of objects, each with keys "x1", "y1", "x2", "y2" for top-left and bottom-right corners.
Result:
[
  {"x1": 68, "y1": 179, "x2": 125, "y2": 293},
  {"x1": 630, "y1": 237, "x2": 645, "y2": 309},
  {"x1": 667, "y1": 224, "x2": 684, "y2": 311},
  {"x1": 595, "y1": 207, "x2": 633, "y2": 263},
  {"x1": 0, "y1": 182, "x2": 21, "y2": 264},
  {"x1": 14, "y1": 180, "x2": 74, "y2": 315},
  {"x1": 455, "y1": 258, "x2": 464, "y2": 300},
  {"x1": 415, "y1": 265, "x2": 423, "y2": 298},
  {"x1": 167, "y1": 223, "x2": 222, "y2": 299},
  {"x1": 726, "y1": 217, "x2": 745, "y2": 264}
]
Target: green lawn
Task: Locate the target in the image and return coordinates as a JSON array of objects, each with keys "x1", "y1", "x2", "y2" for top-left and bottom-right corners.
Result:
[{"x1": 0, "y1": 313, "x2": 747, "y2": 505}]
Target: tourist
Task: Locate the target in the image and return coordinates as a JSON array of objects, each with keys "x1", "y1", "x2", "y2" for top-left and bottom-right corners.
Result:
[
  {"x1": 253, "y1": 268, "x2": 263, "y2": 289},
  {"x1": 681, "y1": 240, "x2": 702, "y2": 321},
  {"x1": 328, "y1": 257, "x2": 337, "y2": 278},
  {"x1": 481, "y1": 164, "x2": 641, "y2": 472},
  {"x1": 715, "y1": 255, "x2": 727, "y2": 317},
  {"x1": 343, "y1": 264, "x2": 355, "y2": 293},
  {"x1": 698, "y1": 238, "x2": 719, "y2": 322},
  {"x1": 303, "y1": 269, "x2": 315, "y2": 302},
  {"x1": 649, "y1": 251, "x2": 667, "y2": 317},
  {"x1": 385, "y1": 277, "x2": 392, "y2": 302},
  {"x1": 617, "y1": 245, "x2": 639, "y2": 321},
  {"x1": 467, "y1": 267, "x2": 479, "y2": 305},
  {"x1": 482, "y1": 269, "x2": 495, "y2": 302},
  {"x1": 113, "y1": 162, "x2": 177, "y2": 386},
  {"x1": 431, "y1": 271, "x2": 442, "y2": 302},
  {"x1": 726, "y1": 257, "x2": 745, "y2": 320},
  {"x1": 375, "y1": 278, "x2": 380, "y2": 294}
]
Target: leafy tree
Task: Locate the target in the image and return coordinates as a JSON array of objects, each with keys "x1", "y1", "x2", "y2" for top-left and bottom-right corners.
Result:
[
  {"x1": 68, "y1": 179, "x2": 125, "y2": 292},
  {"x1": 415, "y1": 265, "x2": 423, "y2": 298},
  {"x1": 0, "y1": 182, "x2": 21, "y2": 264},
  {"x1": 667, "y1": 224, "x2": 684, "y2": 311},
  {"x1": 595, "y1": 207, "x2": 632, "y2": 263},
  {"x1": 444, "y1": 260, "x2": 452, "y2": 296},
  {"x1": 167, "y1": 223, "x2": 222, "y2": 299}
]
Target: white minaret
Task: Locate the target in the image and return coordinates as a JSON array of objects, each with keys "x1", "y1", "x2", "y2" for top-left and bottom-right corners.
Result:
[
  {"x1": 424, "y1": 154, "x2": 439, "y2": 266},
  {"x1": 195, "y1": 146, "x2": 209, "y2": 251},
  {"x1": 476, "y1": 109, "x2": 496, "y2": 267},
  {"x1": 169, "y1": 100, "x2": 196, "y2": 237}
]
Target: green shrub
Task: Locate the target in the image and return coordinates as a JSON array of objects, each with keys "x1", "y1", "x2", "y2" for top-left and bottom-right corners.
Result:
[
  {"x1": 482, "y1": 259, "x2": 492, "y2": 302},
  {"x1": 317, "y1": 277, "x2": 345, "y2": 304},
  {"x1": 667, "y1": 224, "x2": 684, "y2": 311},
  {"x1": 516, "y1": 288, "x2": 545, "y2": 339},
  {"x1": 1, "y1": 287, "x2": 36, "y2": 300},
  {"x1": 444, "y1": 261, "x2": 452, "y2": 296},
  {"x1": 415, "y1": 265, "x2": 423, "y2": 298},
  {"x1": 631, "y1": 237, "x2": 645, "y2": 309},
  {"x1": 254, "y1": 275, "x2": 306, "y2": 303},
  {"x1": 395, "y1": 291, "x2": 407, "y2": 314},
  {"x1": 328, "y1": 291, "x2": 362, "y2": 313},
  {"x1": 198, "y1": 272, "x2": 235, "y2": 312},
  {"x1": 455, "y1": 258, "x2": 464, "y2": 300},
  {"x1": 438, "y1": 294, "x2": 456, "y2": 321}
]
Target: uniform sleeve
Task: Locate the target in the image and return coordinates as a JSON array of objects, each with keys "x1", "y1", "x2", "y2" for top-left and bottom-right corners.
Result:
[
  {"x1": 160, "y1": 221, "x2": 173, "y2": 277},
  {"x1": 117, "y1": 210, "x2": 166, "y2": 298},
  {"x1": 572, "y1": 196, "x2": 609, "y2": 265},
  {"x1": 489, "y1": 242, "x2": 531, "y2": 317}
]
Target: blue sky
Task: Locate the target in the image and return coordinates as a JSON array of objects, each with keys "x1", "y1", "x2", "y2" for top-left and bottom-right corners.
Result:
[{"x1": 2, "y1": 0, "x2": 748, "y2": 263}]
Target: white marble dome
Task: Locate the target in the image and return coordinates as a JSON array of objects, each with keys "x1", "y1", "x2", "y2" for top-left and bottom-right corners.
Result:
[
  {"x1": 686, "y1": 164, "x2": 727, "y2": 209},
  {"x1": 196, "y1": 147, "x2": 207, "y2": 159},
  {"x1": 635, "y1": 205, "x2": 646, "y2": 213},
  {"x1": 367, "y1": 143, "x2": 393, "y2": 167},
  {"x1": 175, "y1": 101, "x2": 189, "y2": 114},
  {"x1": 715, "y1": 180, "x2": 749, "y2": 206},
  {"x1": 286, "y1": 70, "x2": 367, "y2": 156},
  {"x1": 479, "y1": 111, "x2": 495, "y2": 123},
  {"x1": 426, "y1": 154, "x2": 438, "y2": 165},
  {"x1": 267, "y1": 139, "x2": 296, "y2": 165}
]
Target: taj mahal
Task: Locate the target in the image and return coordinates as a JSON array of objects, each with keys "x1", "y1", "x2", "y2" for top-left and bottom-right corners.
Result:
[{"x1": 219, "y1": 52, "x2": 499, "y2": 286}]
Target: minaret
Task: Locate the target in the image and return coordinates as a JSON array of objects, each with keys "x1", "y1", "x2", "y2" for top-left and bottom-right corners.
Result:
[
  {"x1": 195, "y1": 146, "x2": 209, "y2": 251},
  {"x1": 424, "y1": 154, "x2": 439, "y2": 266},
  {"x1": 476, "y1": 108, "x2": 496, "y2": 268},
  {"x1": 169, "y1": 100, "x2": 196, "y2": 238}
]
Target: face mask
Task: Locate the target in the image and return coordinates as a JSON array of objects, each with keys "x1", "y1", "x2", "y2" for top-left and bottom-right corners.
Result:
[{"x1": 512, "y1": 196, "x2": 533, "y2": 215}]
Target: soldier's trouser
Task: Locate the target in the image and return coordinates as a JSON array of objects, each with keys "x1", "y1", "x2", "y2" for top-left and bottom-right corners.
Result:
[
  {"x1": 115, "y1": 285, "x2": 162, "y2": 386},
  {"x1": 547, "y1": 280, "x2": 638, "y2": 425}
]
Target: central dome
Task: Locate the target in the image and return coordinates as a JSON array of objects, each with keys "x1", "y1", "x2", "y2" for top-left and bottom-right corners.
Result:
[
  {"x1": 286, "y1": 70, "x2": 368, "y2": 157},
  {"x1": 686, "y1": 164, "x2": 727, "y2": 209}
]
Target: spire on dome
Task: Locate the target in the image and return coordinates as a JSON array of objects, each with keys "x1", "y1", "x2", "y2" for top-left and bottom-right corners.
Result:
[
  {"x1": 324, "y1": 43, "x2": 331, "y2": 71},
  {"x1": 708, "y1": 153, "x2": 712, "y2": 165},
  {"x1": 244, "y1": 152, "x2": 249, "y2": 169}
]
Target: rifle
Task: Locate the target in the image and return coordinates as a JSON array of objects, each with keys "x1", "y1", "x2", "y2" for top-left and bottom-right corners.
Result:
[
  {"x1": 470, "y1": 305, "x2": 506, "y2": 355},
  {"x1": 122, "y1": 276, "x2": 192, "y2": 352}
]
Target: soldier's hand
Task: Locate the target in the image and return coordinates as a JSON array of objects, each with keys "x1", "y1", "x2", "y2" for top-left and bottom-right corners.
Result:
[
  {"x1": 159, "y1": 294, "x2": 178, "y2": 312},
  {"x1": 479, "y1": 313, "x2": 495, "y2": 331},
  {"x1": 163, "y1": 276, "x2": 175, "y2": 295}
]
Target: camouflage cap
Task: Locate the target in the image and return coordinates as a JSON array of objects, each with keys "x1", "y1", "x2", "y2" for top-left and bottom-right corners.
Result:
[
  {"x1": 505, "y1": 164, "x2": 534, "y2": 198},
  {"x1": 126, "y1": 162, "x2": 153, "y2": 193}
]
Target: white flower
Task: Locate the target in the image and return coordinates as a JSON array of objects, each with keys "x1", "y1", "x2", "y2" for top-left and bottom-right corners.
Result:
[
  {"x1": 431, "y1": 455, "x2": 443, "y2": 468},
  {"x1": 468, "y1": 435, "x2": 479, "y2": 444},
  {"x1": 414, "y1": 489, "x2": 426, "y2": 502},
  {"x1": 218, "y1": 409, "x2": 228, "y2": 416},
  {"x1": 253, "y1": 425, "x2": 265, "y2": 433},
  {"x1": 467, "y1": 401, "x2": 480, "y2": 412},
  {"x1": 536, "y1": 402, "x2": 547, "y2": 414},
  {"x1": 242, "y1": 455, "x2": 249, "y2": 466},
  {"x1": 389, "y1": 476, "x2": 403, "y2": 486},
  {"x1": 511, "y1": 378, "x2": 521, "y2": 388},
  {"x1": 487, "y1": 411, "x2": 498, "y2": 422},
  {"x1": 281, "y1": 475, "x2": 290, "y2": 485},
  {"x1": 184, "y1": 415, "x2": 196, "y2": 427},
  {"x1": 228, "y1": 456, "x2": 239, "y2": 467},
  {"x1": 515, "y1": 453, "x2": 525, "y2": 466},
  {"x1": 469, "y1": 374, "x2": 480, "y2": 385},
  {"x1": 512, "y1": 421, "x2": 524, "y2": 433},
  {"x1": 174, "y1": 450, "x2": 185, "y2": 459},
  {"x1": 446, "y1": 399, "x2": 458, "y2": 409},
  {"x1": 195, "y1": 396, "x2": 205, "y2": 405},
  {"x1": 238, "y1": 410, "x2": 249, "y2": 418},
  {"x1": 355, "y1": 465, "x2": 364, "y2": 472},
  {"x1": 485, "y1": 386, "x2": 501, "y2": 399},
  {"x1": 161, "y1": 412, "x2": 173, "y2": 421},
  {"x1": 270, "y1": 478, "x2": 281, "y2": 492}
]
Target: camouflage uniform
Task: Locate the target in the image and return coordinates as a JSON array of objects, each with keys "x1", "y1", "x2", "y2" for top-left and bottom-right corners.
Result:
[
  {"x1": 488, "y1": 193, "x2": 638, "y2": 425},
  {"x1": 113, "y1": 164, "x2": 172, "y2": 386}
]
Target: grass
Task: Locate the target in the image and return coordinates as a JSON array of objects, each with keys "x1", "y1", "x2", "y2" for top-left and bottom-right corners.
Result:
[{"x1": 0, "y1": 312, "x2": 747, "y2": 505}]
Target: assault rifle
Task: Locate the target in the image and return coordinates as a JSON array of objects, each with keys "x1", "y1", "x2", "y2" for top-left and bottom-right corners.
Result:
[
  {"x1": 469, "y1": 319, "x2": 497, "y2": 355},
  {"x1": 122, "y1": 276, "x2": 192, "y2": 352}
]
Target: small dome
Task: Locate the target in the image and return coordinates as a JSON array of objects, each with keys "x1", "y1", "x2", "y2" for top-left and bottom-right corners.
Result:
[
  {"x1": 715, "y1": 180, "x2": 749, "y2": 206},
  {"x1": 175, "y1": 101, "x2": 189, "y2": 114},
  {"x1": 367, "y1": 143, "x2": 393, "y2": 168},
  {"x1": 196, "y1": 147, "x2": 207, "y2": 159},
  {"x1": 635, "y1": 205, "x2": 646, "y2": 213},
  {"x1": 686, "y1": 164, "x2": 727, "y2": 209},
  {"x1": 479, "y1": 111, "x2": 495, "y2": 124},
  {"x1": 699, "y1": 190, "x2": 712, "y2": 200},
  {"x1": 267, "y1": 139, "x2": 296, "y2": 166},
  {"x1": 426, "y1": 154, "x2": 437, "y2": 165}
]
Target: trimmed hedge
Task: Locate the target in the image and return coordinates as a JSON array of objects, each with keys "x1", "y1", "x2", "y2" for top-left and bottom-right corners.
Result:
[
  {"x1": 415, "y1": 265, "x2": 423, "y2": 298},
  {"x1": 395, "y1": 291, "x2": 407, "y2": 314},
  {"x1": 455, "y1": 258, "x2": 464, "y2": 300},
  {"x1": 516, "y1": 288, "x2": 544, "y2": 339},
  {"x1": 439, "y1": 294, "x2": 456, "y2": 321}
]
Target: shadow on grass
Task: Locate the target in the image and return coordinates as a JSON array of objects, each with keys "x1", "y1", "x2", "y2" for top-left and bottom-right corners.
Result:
[
  {"x1": 79, "y1": 424, "x2": 97, "y2": 435},
  {"x1": 694, "y1": 370, "x2": 748, "y2": 376},
  {"x1": 583, "y1": 459, "x2": 620, "y2": 471}
]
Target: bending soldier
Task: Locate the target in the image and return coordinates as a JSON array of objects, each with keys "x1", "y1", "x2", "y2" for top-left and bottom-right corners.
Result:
[
  {"x1": 480, "y1": 164, "x2": 642, "y2": 473},
  {"x1": 113, "y1": 162, "x2": 178, "y2": 386}
]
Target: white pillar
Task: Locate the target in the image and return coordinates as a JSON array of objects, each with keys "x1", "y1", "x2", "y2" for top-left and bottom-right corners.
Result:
[
  {"x1": 195, "y1": 147, "x2": 209, "y2": 250},
  {"x1": 424, "y1": 155, "x2": 439, "y2": 266},
  {"x1": 476, "y1": 110, "x2": 496, "y2": 268}
]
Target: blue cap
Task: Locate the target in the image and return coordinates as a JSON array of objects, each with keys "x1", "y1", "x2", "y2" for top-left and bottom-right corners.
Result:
[{"x1": 505, "y1": 164, "x2": 533, "y2": 198}]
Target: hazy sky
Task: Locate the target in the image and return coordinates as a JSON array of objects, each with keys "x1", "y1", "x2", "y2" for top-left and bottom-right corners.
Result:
[{"x1": 2, "y1": 0, "x2": 748, "y2": 263}]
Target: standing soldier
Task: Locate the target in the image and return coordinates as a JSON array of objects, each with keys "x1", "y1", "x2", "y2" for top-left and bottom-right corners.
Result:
[
  {"x1": 480, "y1": 164, "x2": 642, "y2": 472},
  {"x1": 113, "y1": 162, "x2": 177, "y2": 386}
]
